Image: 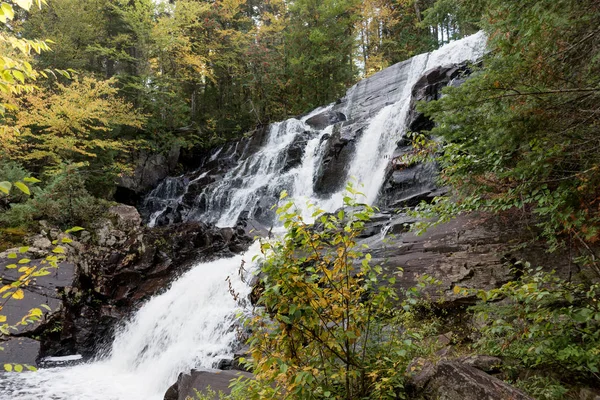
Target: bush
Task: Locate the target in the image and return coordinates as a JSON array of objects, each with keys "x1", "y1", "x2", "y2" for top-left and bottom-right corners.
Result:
[
  {"x1": 235, "y1": 187, "x2": 426, "y2": 400},
  {"x1": 0, "y1": 165, "x2": 109, "y2": 229},
  {"x1": 460, "y1": 265, "x2": 600, "y2": 391}
]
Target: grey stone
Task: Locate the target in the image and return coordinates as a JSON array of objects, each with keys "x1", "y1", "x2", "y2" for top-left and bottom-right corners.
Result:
[
  {"x1": 407, "y1": 360, "x2": 533, "y2": 400},
  {"x1": 0, "y1": 338, "x2": 40, "y2": 366},
  {"x1": 164, "y1": 369, "x2": 253, "y2": 400}
]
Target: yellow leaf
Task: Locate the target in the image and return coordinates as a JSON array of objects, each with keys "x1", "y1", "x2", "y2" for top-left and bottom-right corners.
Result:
[
  {"x1": 11, "y1": 289, "x2": 24, "y2": 300},
  {"x1": 0, "y1": 315, "x2": 6, "y2": 322},
  {"x1": 14, "y1": 0, "x2": 33, "y2": 10},
  {"x1": 14, "y1": 181, "x2": 30, "y2": 195}
]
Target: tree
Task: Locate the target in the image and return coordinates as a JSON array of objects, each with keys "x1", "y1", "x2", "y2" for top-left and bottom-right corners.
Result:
[
  {"x1": 418, "y1": 0, "x2": 600, "y2": 265},
  {"x1": 285, "y1": 0, "x2": 359, "y2": 113},
  {"x1": 238, "y1": 189, "x2": 419, "y2": 399}
]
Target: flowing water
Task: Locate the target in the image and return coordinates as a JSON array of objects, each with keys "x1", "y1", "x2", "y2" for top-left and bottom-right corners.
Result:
[{"x1": 0, "y1": 32, "x2": 486, "y2": 400}]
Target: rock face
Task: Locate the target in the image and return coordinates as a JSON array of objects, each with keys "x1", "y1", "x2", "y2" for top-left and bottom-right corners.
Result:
[
  {"x1": 407, "y1": 360, "x2": 533, "y2": 400},
  {"x1": 138, "y1": 56, "x2": 476, "y2": 230},
  {"x1": 358, "y1": 212, "x2": 571, "y2": 306},
  {"x1": 164, "y1": 369, "x2": 253, "y2": 400},
  {"x1": 116, "y1": 146, "x2": 181, "y2": 204},
  {"x1": 38, "y1": 205, "x2": 252, "y2": 359}
]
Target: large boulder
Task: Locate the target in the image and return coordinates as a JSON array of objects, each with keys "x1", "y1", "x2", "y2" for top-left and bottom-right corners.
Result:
[
  {"x1": 358, "y1": 212, "x2": 572, "y2": 308},
  {"x1": 407, "y1": 360, "x2": 533, "y2": 400},
  {"x1": 116, "y1": 146, "x2": 181, "y2": 204},
  {"x1": 164, "y1": 369, "x2": 253, "y2": 400}
]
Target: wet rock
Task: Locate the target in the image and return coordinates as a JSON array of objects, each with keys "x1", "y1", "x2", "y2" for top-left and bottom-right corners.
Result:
[
  {"x1": 407, "y1": 63, "x2": 472, "y2": 133},
  {"x1": 164, "y1": 369, "x2": 253, "y2": 400},
  {"x1": 116, "y1": 145, "x2": 181, "y2": 203},
  {"x1": 305, "y1": 110, "x2": 347, "y2": 130},
  {"x1": 314, "y1": 122, "x2": 364, "y2": 195},
  {"x1": 39, "y1": 212, "x2": 252, "y2": 359}
]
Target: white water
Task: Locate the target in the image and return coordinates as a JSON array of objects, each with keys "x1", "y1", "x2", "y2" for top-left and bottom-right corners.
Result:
[
  {"x1": 144, "y1": 32, "x2": 486, "y2": 227},
  {"x1": 1, "y1": 243, "x2": 261, "y2": 400},
  {"x1": 1, "y1": 33, "x2": 487, "y2": 400}
]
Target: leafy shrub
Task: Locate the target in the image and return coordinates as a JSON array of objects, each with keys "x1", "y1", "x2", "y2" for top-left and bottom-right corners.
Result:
[
  {"x1": 235, "y1": 187, "x2": 426, "y2": 400},
  {"x1": 459, "y1": 265, "x2": 600, "y2": 389},
  {"x1": 0, "y1": 165, "x2": 109, "y2": 229},
  {"x1": 0, "y1": 160, "x2": 39, "y2": 206}
]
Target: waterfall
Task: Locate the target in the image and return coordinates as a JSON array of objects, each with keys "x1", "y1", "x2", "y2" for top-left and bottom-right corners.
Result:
[
  {"x1": 1, "y1": 243, "x2": 261, "y2": 400},
  {"x1": 143, "y1": 31, "x2": 486, "y2": 227},
  {"x1": 0, "y1": 32, "x2": 487, "y2": 400}
]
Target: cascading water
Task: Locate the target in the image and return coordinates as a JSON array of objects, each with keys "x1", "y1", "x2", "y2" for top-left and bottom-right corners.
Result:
[
  {"x1": 1, "y1": 243, "x2": 261, "y2": 400},
  {"x1": 0, "y1": 32, "x2": 486, "y2": 400},
  {"x1": 143, "y1": 32, "x2": 486, "y2": 227}
]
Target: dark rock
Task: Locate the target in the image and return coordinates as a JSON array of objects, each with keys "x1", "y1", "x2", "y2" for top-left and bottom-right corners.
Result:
[
  {"x1": 314, "y1": 122, "x2": 364, "y2": 195},
  {"x1": 456, "y1": 355, "x2": 503, "y2": 373},
  {"x1": 39, "y1": 211, "x2": 252, "y2": 359},
  {"x1": 407, "y1": 360, "x2": 533, "y2": 400},
  {"x1": 358, "y1": 213, "x2": 572, "y2": 308},
  {"x1": 305, "y1": 110, "x2": 347, "y2": 130},
  {"x1": 164, "y1": 369, "x2": 253, "y2": 400},
  {"x1": 117, "y1": 145, "x2": 181, "y2": 200}
]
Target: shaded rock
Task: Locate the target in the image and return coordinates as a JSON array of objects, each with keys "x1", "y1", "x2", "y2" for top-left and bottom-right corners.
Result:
[
  {"x1": 305, "y1": 110, "x2": 347, "y2": 130},
  {"x1": 164, "y1": 369, "x2": 253, "y2": 400},
  {"x1": 358, "y1": 213, "x2": 572, "y2": 307},
  {"x1": 39, "y1": 213, "x2": 252, "y2": 359},
  {"x1": 456, "y1": 355, "x2": 503, "y2": 373},
  {"x1": 407, "y1": 63, "x2": 472, "y2": 133},
  {"x1": 117, "y1": 145, "x2": 181, "y2": 203},
  {"x1": 407, "y1": 360, "x2": 533, "y2": 400},
  {"x1": 314, "y1": 122, "x2": 364, "y2": 195}
]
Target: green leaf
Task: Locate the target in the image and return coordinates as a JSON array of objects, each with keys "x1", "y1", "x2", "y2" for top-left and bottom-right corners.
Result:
[
  {"x1": 65, "y1": 226, "x2": 84, "y2": 233},
  {"x1": 7, "y1": 253, "x2": 17, "y2": 259},
  {"x1": 3, "y1": 364, "x2": 12, "y2": 372},
  {"x1": 12, "y1": 70, "x2": 24, "y2": 84},
  {"x1": 23, "y1": 176, "x2": 41, "y2": 183},
  {"x1": 5, "y1": 264, "x2": 16, "y2": 269},
  {"x1": 14, "y1": 364, "x2": 23, "y2": 372},
  {"x1": 18, "y1": 246, "x2": 29, "y2": 253},
  {"x1": 52, "y1": 246, "x2": 65, "y2": 254},
  {"x1": 13, "y1": 181, "x2": 30, "y2": 195},
  {"x1": 0, "y1": 181, "x2": 11, "y2": 195}
]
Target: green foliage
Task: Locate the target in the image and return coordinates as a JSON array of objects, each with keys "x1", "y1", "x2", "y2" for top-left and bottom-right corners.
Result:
[
  {"x1": 415, "y1": 0, "x2": 600, "y2": 264},
  {"x1": 285, "y1": 0, "x2": 359, "y2": 113},
  {"x1": 457, "y1": 265, "x2": 600, "y2": 388},
  {"x1": 237, "y1": 187, "x2": 425, "y2": 399},
  {"x1": 512, "y1": 376, "x2": 569, "y2": 400},
  {"x1": 0, "y1": 164, "x2": 109, "y2": 228}
]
